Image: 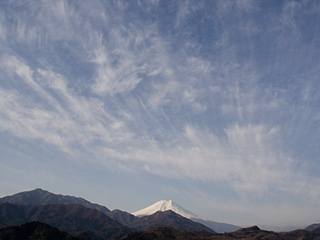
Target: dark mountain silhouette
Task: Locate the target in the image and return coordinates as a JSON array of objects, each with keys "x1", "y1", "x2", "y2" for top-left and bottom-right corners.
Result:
[
  {"x1": 0, "y1": 203, "x2": 133, "y2": 240},
  {"x1": 0, "y1": 221, "x2": 79, "y2": 240},
  {"x1": 0, "y1": 188, "x2": 110, "y2": 214}
]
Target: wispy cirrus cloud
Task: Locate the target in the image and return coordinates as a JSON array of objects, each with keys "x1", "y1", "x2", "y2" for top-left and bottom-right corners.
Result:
[
  {"x1": 90, "y1": 29, "x2": 150, "y2": 95},
  {"x1": 2, "y1": 52, "x2": 304, "y2": 198},
  {"x1": 0, "y1": 54, "x2": 134, "y2": 153},
  {"x1": 127, "y1": 123, "x2": 313, "y2": 196}
]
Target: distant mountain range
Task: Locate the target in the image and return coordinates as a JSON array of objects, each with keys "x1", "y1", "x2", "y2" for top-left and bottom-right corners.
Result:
[
  {"x1": 0, "y1": 189, "x2": 213, "y2": 238},
  {"x1": 1, "y1": 189, "x2": 320, "y2": 240},
  {"x1": 0, "y1": 189, "x2": 236, "y2": 233}
]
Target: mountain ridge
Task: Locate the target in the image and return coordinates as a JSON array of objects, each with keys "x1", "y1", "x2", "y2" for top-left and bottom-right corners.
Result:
[
  {"x1": 0, "y1": 188, "x2": 110, "y2": 214},
  {"x1": 305, "y1": 223, "x2": 320, "y2": 231}
]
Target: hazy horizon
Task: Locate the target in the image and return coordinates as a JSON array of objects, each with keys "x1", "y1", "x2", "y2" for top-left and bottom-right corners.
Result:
[{"x1": 1, "y1": 0, "x2": 320, "y2": 231}]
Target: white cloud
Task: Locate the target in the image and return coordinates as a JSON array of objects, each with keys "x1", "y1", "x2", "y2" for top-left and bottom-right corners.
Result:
[
  {"x1": 0, "y1": 89, "x2": 72, "y2": 154},
  {"x1": 0, "y1": 50, "x2": 315, "y2": 199},
  {"x1": 91, "y1": 47, "x2": 143, "y2": 95},
  {"x1": 89, "y1": 22, "x2": 172, "y2": 96},
  {"x1": 2, "y1": 56, "x2": 37, "y2": 91}
]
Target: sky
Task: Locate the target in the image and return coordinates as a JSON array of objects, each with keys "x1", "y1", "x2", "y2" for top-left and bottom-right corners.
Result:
[{"x1": 0, "y1": 0, "x2": 320, "y2": 231}]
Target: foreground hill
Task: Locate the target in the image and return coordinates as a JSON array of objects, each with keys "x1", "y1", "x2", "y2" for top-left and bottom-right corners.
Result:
[
  {"x1": 0, "y1": 188, "x2": 110, "y2": 214},
  {"x1": 122, "y1": 226, "x2": 218, "y2": 240},
  {"x1": 0, "y1": 221, "x2": 79, "y2": 240},
  {"x1": 0, "y1": 203, "x2": 133, "y2": 240},
  {"x1": 2, "y1": 220, "x2": 320, "y2": 240}
]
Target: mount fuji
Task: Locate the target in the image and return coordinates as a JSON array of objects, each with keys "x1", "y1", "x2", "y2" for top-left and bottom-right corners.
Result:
[
  {"x1": 132, "y1": 200, "x2": 240, "y2": 233},
  {"x1": 132, "y1": 200, "x2": 197, "y2": 219}
]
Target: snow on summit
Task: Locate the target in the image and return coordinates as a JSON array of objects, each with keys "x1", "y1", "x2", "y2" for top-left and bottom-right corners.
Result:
[{"x1": 132, "y1": 200, "x2": 197, "y2": 219}]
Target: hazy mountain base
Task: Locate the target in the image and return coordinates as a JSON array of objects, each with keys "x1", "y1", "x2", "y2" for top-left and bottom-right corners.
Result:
[{"x1": 191, "y1": 218, "x2": 240, "y2": 233}]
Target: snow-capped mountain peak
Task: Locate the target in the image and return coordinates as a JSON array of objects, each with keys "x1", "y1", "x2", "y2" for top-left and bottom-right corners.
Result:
[{"x1": 132, "y1": 200, "x2": 197, "y2": 219}]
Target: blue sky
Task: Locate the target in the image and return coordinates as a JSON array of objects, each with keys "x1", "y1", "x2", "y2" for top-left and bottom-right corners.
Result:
[{"x1": 1, "y1": 0, "x2": 320, "y2": 231}]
